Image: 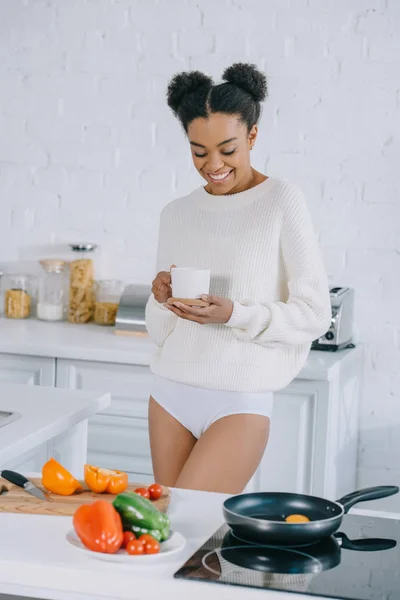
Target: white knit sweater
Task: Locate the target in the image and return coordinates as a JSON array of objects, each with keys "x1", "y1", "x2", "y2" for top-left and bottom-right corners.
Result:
[{"x1": 145, "y1": 178, "x2": 331, "y2": 392}]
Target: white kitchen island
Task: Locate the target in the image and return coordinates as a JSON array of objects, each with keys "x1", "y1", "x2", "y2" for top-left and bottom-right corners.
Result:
[
  {"x1": 0, "y1": 485, "x2": 398, "y2": 600},
  {"x1": 0, "y1": 383, "x2": 110, "y2": 477}
]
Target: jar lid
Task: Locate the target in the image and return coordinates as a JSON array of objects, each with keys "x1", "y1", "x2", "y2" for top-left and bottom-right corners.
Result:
[
  {"x1": 39, "y1": 259, "x2": 66, "y2": 273},
  {"x1": 69, "y1": 243, "x2": 97, "y2": 252}
]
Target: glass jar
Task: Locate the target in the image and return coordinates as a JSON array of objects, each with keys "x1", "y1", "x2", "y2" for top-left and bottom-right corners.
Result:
[
  {"x1": 68, "y1": 243, "x2": 97, "y2": 324},
  {"x1": 3, "y1": 274, "x2": 34, "y2": 319},
  {"x1": 94, "y1": 279, "x2": 124, "y2": 326},
  {"x1": 0, "y1": 271, "x2": 3, "y2": 316},
  {"x1": 37, "y1": 260, "x2": 67, "y2": 321}
]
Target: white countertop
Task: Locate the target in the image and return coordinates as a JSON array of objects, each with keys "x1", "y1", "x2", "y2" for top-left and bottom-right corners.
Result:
[
  {"x1": 0, "y1": 383, "x2": 110, "y2": 466},
  {"x1": 0, "y1": 484, "x2": 398, "y2": 600},
  {"x1": 0, "y1": 318, "x2": 361, "y2": 380}
]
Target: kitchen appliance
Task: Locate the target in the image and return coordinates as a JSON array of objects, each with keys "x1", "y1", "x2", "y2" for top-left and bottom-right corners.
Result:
[
  {"x1": 312, "y1": 286, "x2": 354, "y2": 351},
  {"x1": 115, "y1": 284, "x2": 151, "y2": 336},
  {"x1": 175, "y1": 513, "x2": 400, "y2": 599},
  {"x1": 0, "y1": 476, "x2": 170, "y2": 516},
  {"x1": 0, "y1": 470, "x2": 50, "y2": 501},
  {"x1": 222, "y1": 486, "x2": 398, "y2": 546}
]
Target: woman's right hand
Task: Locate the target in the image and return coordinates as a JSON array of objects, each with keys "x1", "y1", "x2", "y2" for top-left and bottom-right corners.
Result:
[{"x1": 151, "y1": 265, "x2": 175, "y2": 304}]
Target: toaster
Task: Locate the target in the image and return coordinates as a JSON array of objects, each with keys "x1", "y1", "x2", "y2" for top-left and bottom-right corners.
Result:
[{"x1": 311, "y1": 287, "x2": 354, "y2": 351}]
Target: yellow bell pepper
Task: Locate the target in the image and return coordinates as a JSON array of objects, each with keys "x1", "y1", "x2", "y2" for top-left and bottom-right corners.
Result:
[
  {"x1": 84, "y1": 464, "x2": 128, "y2": 495},
  {"x1": 42, "y1": 458, "x2": 82, "y2": 496}
]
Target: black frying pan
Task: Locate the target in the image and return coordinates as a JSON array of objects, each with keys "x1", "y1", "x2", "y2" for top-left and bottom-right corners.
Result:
[{"x1": 223, "y1": 485, "x2": 399, "y2": 545}]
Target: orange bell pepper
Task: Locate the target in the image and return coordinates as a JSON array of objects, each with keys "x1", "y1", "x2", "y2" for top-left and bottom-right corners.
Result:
[
  {"x1": 84, "y1": 464, "x2": 128, "y2": 495},
  {"x1": 73, "y1": 500, "x2": 123, "y2": 554},
  {"x1": 42, "y1": 458, "x2": 82, "y2": 496}
]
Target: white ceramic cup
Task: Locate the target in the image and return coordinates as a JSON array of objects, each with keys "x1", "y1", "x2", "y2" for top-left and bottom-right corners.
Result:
[{"x1": 171, "y1": 267, "x2": 211, "y2": 299}]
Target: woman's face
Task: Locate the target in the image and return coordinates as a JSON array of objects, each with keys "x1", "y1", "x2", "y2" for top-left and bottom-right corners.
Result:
[{"x1": 187, "y1": 113, "x2": 258, "y2": 195}]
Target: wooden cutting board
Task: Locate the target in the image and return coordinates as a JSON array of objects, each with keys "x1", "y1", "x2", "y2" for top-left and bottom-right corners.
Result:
[{"x1": 0, "y1": 478, "x2": 170, "y2": 516}]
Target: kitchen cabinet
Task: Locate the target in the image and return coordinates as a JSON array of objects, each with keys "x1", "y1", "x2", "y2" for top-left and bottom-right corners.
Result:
[
  {"x1": 56, "y1": 359, "x2": 154, "y2": 482},
  {"x1": 253, "y1": 381, "x2": 322, "y2": 495},
  {"x1": 0, "y1": 354, "x2": 55, "y2": 386}
]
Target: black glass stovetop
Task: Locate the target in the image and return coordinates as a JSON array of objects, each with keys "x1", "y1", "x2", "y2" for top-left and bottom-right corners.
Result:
[{"x1": 174, "y1": 514, "x2": 400, "y2": 600}]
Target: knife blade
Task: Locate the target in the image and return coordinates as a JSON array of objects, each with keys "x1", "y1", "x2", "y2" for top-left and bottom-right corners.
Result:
[{"x1": 1, "y1": 470, "x2": 51, "y2": 501}]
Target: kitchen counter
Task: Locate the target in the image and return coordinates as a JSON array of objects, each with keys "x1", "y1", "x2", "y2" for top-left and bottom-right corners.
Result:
[
  {"x1": 0, "y1": 317, "x2": 360, "y2": 381},
  {"x1": 0, "y1": 383, "x2": 110, "y2": 474},
  {"x1": 0, "y1": 484, "x2": 398, "y2": 600}
]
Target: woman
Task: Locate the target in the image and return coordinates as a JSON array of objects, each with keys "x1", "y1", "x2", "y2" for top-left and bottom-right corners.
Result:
[{"x1": 145, "y1": 63, "x2": 331, "y2": 494}]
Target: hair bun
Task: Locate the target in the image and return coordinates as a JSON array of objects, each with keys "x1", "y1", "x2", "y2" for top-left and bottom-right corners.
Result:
[
  {"x1": 222, "y1": 63, "x2": 267, "y2": 103},
  {"x1": 167, "y1": 71, "x2": 213, "y2": 114}
]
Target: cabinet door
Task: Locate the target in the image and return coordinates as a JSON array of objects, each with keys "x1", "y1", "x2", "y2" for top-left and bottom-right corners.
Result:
[
  {"x1": 254, "y1": 380, "x2": 328, "y2": 496},
  {"x1": 0, "y1": 354, "x2": 55, "y2": 386},
  {"x1": 56, "y1": 359, "x2": 154, "y2": 480},
  {"x1": 56, "y1": 360, "x2": 151, "y2": 419},
  {"x1": 87, "y1": 415, "x2": 153, "y2": 484}
]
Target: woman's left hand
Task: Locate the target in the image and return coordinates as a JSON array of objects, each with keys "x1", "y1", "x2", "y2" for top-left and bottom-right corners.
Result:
[{"x1": 167, "y1": 295, "x2": 233, "y2": 325}]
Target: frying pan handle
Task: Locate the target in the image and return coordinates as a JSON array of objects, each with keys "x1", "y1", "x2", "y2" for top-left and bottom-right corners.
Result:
[
  {"x1": 337, "y1": 485, "x2": 399, "y2": 513},
  {"x1": 335, "y1": 532, "x2": 397, "y2": 552}
]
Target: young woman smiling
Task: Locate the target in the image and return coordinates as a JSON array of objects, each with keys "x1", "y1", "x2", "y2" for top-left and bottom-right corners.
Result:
[{"x1": 145, "y1": 63, "x2": 331, "y2": 494}]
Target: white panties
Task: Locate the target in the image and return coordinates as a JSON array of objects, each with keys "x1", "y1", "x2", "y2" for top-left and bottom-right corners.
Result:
[{"x1": 150, "y1": 375, "x2": 273, "y2": 439}]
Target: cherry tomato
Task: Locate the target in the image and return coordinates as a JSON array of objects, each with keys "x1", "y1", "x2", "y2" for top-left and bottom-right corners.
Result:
[
  {"x1": 135, "y1": 487, "x2": 150, "y2": 499},
  {"x1": 137, "y1": 534, "x2": 156, "y2": 546},
  {"x1": 138, "y1": 534, "x2": 160, "y2": 555},
  {"x1": 148, "y1": 483, "x2": 163, "y2": 501},
  {"x1": 126, "y1": 539, "x2": 145, "y2": 555},
  {"x1": 122, "y1": 531, "x2": 136, "y2": 548}
]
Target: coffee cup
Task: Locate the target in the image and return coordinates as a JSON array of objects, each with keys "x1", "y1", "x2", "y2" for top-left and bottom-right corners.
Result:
[{"x1": 171, "y1": 267, "x2": 210, "y2": 300}]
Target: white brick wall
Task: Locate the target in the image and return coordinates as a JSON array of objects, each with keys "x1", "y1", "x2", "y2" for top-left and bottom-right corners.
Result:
[{"x1": 0, "y1": 0, "x2": 399, "y2": 494}]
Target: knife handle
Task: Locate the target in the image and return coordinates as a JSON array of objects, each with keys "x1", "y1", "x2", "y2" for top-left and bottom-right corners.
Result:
[{"x1": 1, "y1": 470, "x2": 29, "y2": 488}]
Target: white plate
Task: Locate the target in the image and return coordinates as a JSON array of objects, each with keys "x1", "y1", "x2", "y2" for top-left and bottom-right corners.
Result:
[{"x1": 66, "y1": 530, "x2": 186, "y2": 563}]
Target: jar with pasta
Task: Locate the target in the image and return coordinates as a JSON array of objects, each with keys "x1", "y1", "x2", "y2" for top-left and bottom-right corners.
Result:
[
  {"x1": 94, "y1": 279, "x2": 124, "y2": 326},
  {"x1": 3, "y1": 274, "x2": 34, "y2": 319},
  {"x1": 68, "y1": 243, "x2": 97, "y2": 324}
]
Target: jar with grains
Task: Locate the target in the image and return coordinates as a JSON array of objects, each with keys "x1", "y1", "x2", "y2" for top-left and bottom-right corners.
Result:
[
  {"x1": 68, "y1": 243, "x2": 97, "y2": 324},
  {"x1": 37, "y1": 259, "x2": 67, "y2": 322},
  {"x1": 3, "y1": 274, "x2": 34, "y2": 319},
  {"x1": 94, "y1": 279, "x2": 124, "y2": 326}
]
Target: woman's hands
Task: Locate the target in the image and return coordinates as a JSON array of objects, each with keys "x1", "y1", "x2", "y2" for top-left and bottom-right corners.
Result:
[
  {"x1": 152, "y1": 265, "x2": 233, "y2": 325},
  {"x1": 151, "y1": 265, "x2": 175, "y2": 304},
  {"x1": 167, "y1": 294, "x2": 234, "y2": 325}
]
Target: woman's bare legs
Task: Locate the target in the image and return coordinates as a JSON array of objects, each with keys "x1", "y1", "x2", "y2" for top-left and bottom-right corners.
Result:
[
  {"x1": 175, "y1": 414, "x2": 270, "y2": 494},
  {"x1": 148, "y1": 396, "x2": 196, "y2": 487}
]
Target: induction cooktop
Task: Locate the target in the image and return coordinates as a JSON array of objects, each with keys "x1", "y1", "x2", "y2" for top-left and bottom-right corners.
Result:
[{"x1": 174, "y1": 513, "x2": 399, "y2": 600}]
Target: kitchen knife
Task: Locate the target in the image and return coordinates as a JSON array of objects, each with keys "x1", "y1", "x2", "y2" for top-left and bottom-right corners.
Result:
[{"x1": 0, "y1": 470, "x2": 51, "y2": 501}]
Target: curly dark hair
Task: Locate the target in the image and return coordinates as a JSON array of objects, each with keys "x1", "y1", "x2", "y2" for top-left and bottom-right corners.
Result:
[{"x1": 167, "y1": 63, "x2": 268, "y2": 132}]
